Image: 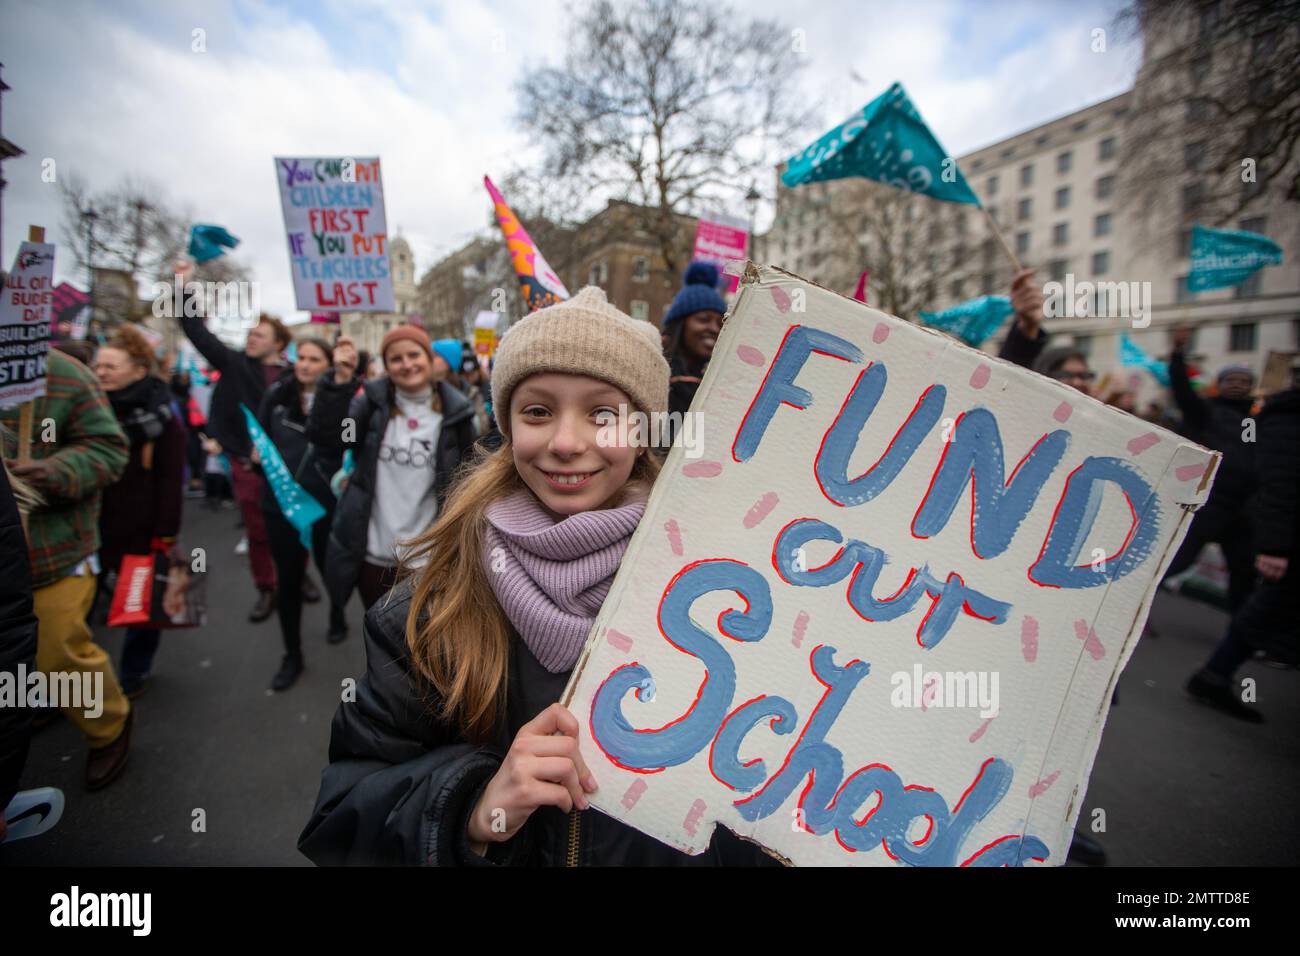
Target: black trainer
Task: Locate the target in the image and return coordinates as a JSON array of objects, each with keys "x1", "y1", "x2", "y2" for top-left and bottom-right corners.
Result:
[
  {"x1": 271, "y1": 654, "x2": 304, "y2": 691},
  {"x1": 1186, "y1": 671, "x2": 1264, "y2": 724}
]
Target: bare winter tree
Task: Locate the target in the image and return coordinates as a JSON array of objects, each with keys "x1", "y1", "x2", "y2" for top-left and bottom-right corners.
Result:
[
  {"x1": 777, "y1": 178, "x2": 944, "y2": 320},
  {"x1": 57, "y1": 173, "x2": 250, "y2": 321},
  {"x1": 517, "y1": 0, "x2": 815, "y2": 276},
  {"x1": 1117, "y1": 0, "x2": 1300, "y2": 234}
]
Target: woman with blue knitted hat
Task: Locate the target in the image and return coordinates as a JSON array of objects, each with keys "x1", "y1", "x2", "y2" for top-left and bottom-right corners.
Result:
[{"x1": 661, "y1": 262, "x2": 728, "y2": 440}]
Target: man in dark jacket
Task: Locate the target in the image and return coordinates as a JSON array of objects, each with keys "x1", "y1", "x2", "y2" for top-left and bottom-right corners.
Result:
[
  {"x1": 173, "y1": 261, "x2": 299, "y2": 621},
  {"x1": 1187, "y1": 363, "x2": 1300, "y2": 722},
  {"x1": 297, "y1": 584, "x2": 778, "y2": 866},
  {"x1": 1161, "y1": 325, "x2": 1258, "y2": 610}
]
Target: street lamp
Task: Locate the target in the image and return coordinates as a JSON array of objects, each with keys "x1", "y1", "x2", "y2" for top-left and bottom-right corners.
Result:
[{"x1": 745, "y1": 184, "x2": 761, "y2": 259}]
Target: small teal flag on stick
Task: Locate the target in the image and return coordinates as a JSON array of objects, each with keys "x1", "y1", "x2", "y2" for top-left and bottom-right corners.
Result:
[
  {"x1": 1119, "y1": 332, "x2": 1170, "y2": 387},
  {"x1": 782, "y1": 82, "x2": 981, "y2": 206},
  {"x1": 1187, "y1": 224, "x2": 1282, "y2": 292},
  {"x1": 188, "y1": 224, "x2": 240, "y2": 263},
  {"x1": 919, "y1": 295, "x2": 1013, "y2": 347},
  {"x1": 241, "y1": 404, "x2": 325, "y2": 548}
]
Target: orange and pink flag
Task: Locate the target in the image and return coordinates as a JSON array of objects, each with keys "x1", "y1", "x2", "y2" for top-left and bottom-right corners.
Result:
[{"x1": 484, "y1": 176, "x2": 569, "y2": 312}]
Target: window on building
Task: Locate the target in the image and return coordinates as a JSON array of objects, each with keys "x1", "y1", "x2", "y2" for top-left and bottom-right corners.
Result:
[
  {"x1": 630, "y1": 300, "x2": 649, "y2": 321},
  {"x1": 1057, "y1": 151, "x2": 1073, "y2": 174},
  {"x1": 1234, "y1": 273, "x2": 1262, "y2": 299},
  {"x1": 926, "y1": 253, "x2": 938, "y2": 274},
  {"x1": 1035, "y1": 133, "x2": 1050, "y2": 147},
  {"x1": 588, "y1": 262, "x2": 602, "y2": 286},
  {"x1": 1176, "y1": 275, "x2": 1193, "y2": 304},
  {"x1": 1190, "y1": 54, "x2": 1212, "y2": 85},
  {"x1": 1020, "y1": 164, "x2": 1034, "y2": 187},
  {"x1": 1000, "y1": 147, "x2": 1015, "y2": 160},
  {"x1": 1053, "y1": 223, "x2": 1069, "y2": 246},
  {"x1": 1187, "y1": 97, "x2": 1209, "y2": 122},
  {"x1": 813, "y1": 227, "x2": 822, "y2": 245},
  {"x1": 986, "y1": 175, "x2": 999, "y2": 197},
  {"x1": 1017, "y1": 198, "x2": 1032, "y2": 221},
  {"x1": 1095, "y1": 213, "x2": 1112, "y2": 237},
  {"x1": 1049, "y1": 259, "x2": 1068, "y2": 283},
  {"x1": 950, "y1": 279, "x2": 964, "y2": 300},
  {"x1": 632, "y1": 256, "x2": 649, "y2": 282},
  {"x1": 1182, "y1": 182, "x2": 1204, "y2": 215},
  {"x1": 1253, "y1": 28, "x2": 1278, "y2": 58},
  {"x1": 954, "y1": 211, "x2": 968, "y2": 235},
  {"x1": 1229, "y1": 322, "x2": 1257, "y2": 352},
  {"x1": 971, "y1": 158, "x2": 984, "y2": 171},
  {"x1": 952, "y1": 243, "x2": 966, "y2": 267},
  {"x1": 1096, "y1": 175, "x2": 1116, "y2": 200},
  {"x1": 982, "y1": 273, "x2": 995, "y2": 295},
  {"x1": 1016, "y1": 231, "x2": 1030, "y2": 256},
  {"x1": 1092, "y1": 251, "x2": 1110, "y2": 275},
  {"x1": 1240, "y1": 216, "x2": 1267, "y2": 235},
  {"x1": 1074, "y1": 334, "x2": 1092, "y2": 358},
  {"x1": 982, "y1": 238, "x2": 996, "y2": 264},
  {"x1": 1055, "y1": 186, "x2": 1071, "y2": 209},
  {"x1": 1184, "y1": 141, "x2": 1207, "y2": 171},
  {"x1": 1098, "y1": 137, "x2": 1116, "y2": 161},
  {"x1": 1178, "y1": 227, "x2": 1193, "y2": 258},
  {"x1": 1199, "y1": 0, "x2": 1220, "y2": 36},
  {"x1": 1250, "y1": 72, "x2": 1273, "y2": 107}
]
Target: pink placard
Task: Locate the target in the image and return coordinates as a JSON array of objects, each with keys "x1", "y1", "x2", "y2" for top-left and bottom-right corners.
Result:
[{"x1": 692, "y1": 219, "x2": 748, "y2": 293}]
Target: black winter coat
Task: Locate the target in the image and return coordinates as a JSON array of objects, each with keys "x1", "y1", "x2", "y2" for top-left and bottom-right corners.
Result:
[
  {"x1": 0, "y1": 466, "x2": 38, "y2": 810},
  {"x1": 311, "y1": 372, "x2": 476, "y2": 607},
  {"x1": 1169, "y1": 349, "x2": 1257, "y2": 506},
  {"x1": 297, "y1": 583, "x2": 779, "y2": 866},
  {"x1": 1250, "y1": 387, "x2": 1300, "y2": 558},
  {"x1": 256, "y1": 370, "x2": 314, "y2": 514},
  {"x1": 178, "y1": 308, "x2": 283, "y2": 460}
]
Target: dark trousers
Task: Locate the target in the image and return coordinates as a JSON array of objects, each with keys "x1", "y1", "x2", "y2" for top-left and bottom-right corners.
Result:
[
  {"x1": 1163, "y1": 502, "x2": 1256, "y2": 612},
  {"x1": 264, "y1": 506, "x2": 345, "y2": 658},
  {"x1": 231, "y1": 459, "x2": 276, "y2": 590},
  {"x1": 121, "y1": 628, "x2": 161, "y2": 683},
  {"x1": 358, "y1": 561, "x2": 400, "y2": 611},
  {"x1": 1207, "y1": 559, "x2": 1299, "y2": 677}
]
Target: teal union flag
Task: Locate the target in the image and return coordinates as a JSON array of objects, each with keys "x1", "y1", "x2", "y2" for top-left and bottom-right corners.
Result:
[{"x1": 782, "y1": 82, "x2": 981, "y2": 206}]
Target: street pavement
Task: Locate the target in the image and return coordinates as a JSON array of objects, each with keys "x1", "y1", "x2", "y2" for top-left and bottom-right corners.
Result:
[{"x1": 4, "y1": 497, "x2": 1297, "y2": 866}]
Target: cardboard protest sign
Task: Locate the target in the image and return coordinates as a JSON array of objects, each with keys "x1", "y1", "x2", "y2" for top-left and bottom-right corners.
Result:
[
  {"x1": 274, "y1": 157, "x2": 395, "y2": 312},
  {"x1": 563, "y1": 263, "x2": 1219, "y2": 866},
  {"x1": 0, "y1": 241, "x2": 55, "y2": 408}
]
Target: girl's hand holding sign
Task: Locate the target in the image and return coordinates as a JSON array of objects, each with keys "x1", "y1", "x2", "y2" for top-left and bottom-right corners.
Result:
[{"x1": 467, "y1": 703, "x2": 598, "y2": 852}]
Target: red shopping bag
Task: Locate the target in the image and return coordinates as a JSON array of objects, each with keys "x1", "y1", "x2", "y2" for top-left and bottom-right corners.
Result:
[{"x1": 107, "y1": 550, "x2": 207, "y2": 629}]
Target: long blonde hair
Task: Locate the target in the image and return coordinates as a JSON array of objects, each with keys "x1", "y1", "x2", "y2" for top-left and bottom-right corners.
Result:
[{"x1": 400, "y1": 440, "x2": 661, "y2": 743}]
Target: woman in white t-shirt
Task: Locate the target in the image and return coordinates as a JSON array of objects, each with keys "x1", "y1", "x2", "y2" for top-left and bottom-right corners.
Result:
[{"x1": 314, "y1": 327, "x2": 477, "y2": 611}]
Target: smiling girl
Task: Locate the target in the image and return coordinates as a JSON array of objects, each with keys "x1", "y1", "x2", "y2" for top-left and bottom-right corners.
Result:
[{"x1": 299, "y1": 287, "x2": 771, "y2": 866}]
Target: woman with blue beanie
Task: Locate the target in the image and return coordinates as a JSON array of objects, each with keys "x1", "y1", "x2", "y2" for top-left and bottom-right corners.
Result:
[{"x1": 661, "y1": 262, "x2": 728, "y2": 442}]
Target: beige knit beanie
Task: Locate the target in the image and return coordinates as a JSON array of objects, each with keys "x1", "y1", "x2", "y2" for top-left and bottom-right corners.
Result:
[{"x1": 491, "y1": 286, "x2": 669, "y2": 437}]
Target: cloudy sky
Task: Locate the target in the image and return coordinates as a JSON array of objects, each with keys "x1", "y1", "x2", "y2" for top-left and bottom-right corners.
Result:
[{"x1": 0, "y1": 0, "x2": 1141, "y2": 321}]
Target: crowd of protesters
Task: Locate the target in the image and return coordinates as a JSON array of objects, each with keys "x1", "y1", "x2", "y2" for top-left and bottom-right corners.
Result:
[{"x1": 0, "y1": 252, "x2": 1295, "y2": 863}]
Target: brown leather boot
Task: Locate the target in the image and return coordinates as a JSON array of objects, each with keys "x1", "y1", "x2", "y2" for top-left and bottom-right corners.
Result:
[
  {"x1": 86, "y1": 708, "x2": 133, "y2": 791},
  {"x1": 249, "y1": 588, "x2": 277, "y2": 622}
]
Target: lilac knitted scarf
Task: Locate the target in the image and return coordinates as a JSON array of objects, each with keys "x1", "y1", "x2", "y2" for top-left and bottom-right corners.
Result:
[{"x1": 482, "y1": 488, "x2": 645, "y2": 673}]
